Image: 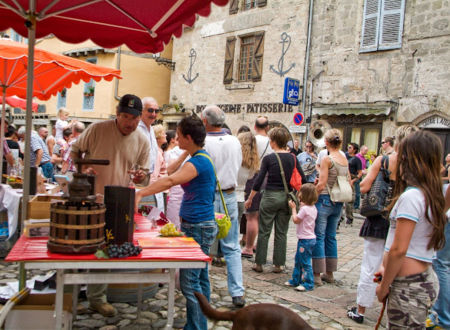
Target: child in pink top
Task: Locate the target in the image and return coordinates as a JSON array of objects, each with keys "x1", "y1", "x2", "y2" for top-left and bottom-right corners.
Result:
[{"x1": 286, "y1": 184, "x2": 318, "y2": 291}]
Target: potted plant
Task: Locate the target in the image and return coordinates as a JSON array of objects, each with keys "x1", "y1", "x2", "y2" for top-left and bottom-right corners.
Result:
[{"x1": 88, "y1": 86, "x2": 95, "y2": 96}]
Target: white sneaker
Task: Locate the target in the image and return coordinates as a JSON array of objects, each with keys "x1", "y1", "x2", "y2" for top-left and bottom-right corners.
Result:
[
  {"x1": 284, "y1": 281, "x2": 294, "y2": 287},
  {"x1": 294, "y1": 285, "x2": 306, "y2": 291}
]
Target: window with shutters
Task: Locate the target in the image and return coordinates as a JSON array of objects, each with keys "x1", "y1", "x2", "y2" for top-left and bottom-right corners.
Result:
[
  {"x1": 360, "y1": 0, "x2": 405, "y2": 52},
  {"x1": 229, "y1": 0, "x2": 266, "y2": 14},
  {"x1": 223, "y1": 32, "x2": 265, "y2": 84},
  {"x1": 239, "y1": 36, "x2": 254, "y2": 81},
  {"x1": 82, "y1": 57, "x2": 97, "y2": 111},
  {"x1": 244, "y1": 0, "x2": 257, "y2": 10}
]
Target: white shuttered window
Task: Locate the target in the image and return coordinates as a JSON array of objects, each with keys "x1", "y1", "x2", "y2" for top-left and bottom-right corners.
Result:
[{"x1": 360, "y1": 0, "x2": 405, "y2": 52}]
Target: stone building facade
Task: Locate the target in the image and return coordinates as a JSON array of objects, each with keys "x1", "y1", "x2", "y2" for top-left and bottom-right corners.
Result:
[{"x1": 170, "y1": 0, "x2": 450, "y2": 156}]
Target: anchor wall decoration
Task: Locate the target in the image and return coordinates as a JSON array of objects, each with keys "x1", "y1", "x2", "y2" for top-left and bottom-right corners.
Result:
[
  {"x1": 270, "y1": 32, "x2": 295, "y2": 77},
  {"x1": 182, "y1": 48, "x2": 199, "y2": 84}
]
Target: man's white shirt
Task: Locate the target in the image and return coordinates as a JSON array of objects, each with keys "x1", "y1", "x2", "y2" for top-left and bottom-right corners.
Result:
[
  {"x1": 138, "y1": 120, "x2": 158, "y2": 173},
  {"x1": 204, "y1": 132, "x2": 242, "y2": 190}
]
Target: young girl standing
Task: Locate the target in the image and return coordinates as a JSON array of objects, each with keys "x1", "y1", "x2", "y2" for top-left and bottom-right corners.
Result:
[
  {"x1": 285, "y1": 183, "x2": 318, "y2": 291},
  {"x1": 376, "y1": 131, "x2": 447, "y2": 328}
]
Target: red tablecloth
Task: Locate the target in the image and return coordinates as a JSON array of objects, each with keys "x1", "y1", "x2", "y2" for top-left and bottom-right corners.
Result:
[{"x1": 5, "y1": 213, "x2": 210, "y2": 262}]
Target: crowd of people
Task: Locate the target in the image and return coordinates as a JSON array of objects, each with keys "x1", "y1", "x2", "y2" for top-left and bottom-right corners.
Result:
[
  {"x1": 135, "y1": 106, "x2": 448, "y2": 329},
  {"x1": 2, "y1": 94, "x2": 448, "y2": 330},
  {"x1": 1, "y1": 108, "x2": 85, "y2": 183}
]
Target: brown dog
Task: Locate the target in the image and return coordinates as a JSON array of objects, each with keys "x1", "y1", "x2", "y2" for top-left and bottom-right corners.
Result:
[{"x1": 194, "y1": 292, "x2": 314, "y2": 330}]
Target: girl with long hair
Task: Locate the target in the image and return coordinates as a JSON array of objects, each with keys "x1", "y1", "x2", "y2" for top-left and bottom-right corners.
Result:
[
  {"x1": 376, "y1": 130, "x2": 447, "y2": 328},
  {"x1": 347, "y1": 125, "x2": 419, "y2": 324},
  {"x1": 238, "y1": 131, "x2": 260, "y2": 257}
]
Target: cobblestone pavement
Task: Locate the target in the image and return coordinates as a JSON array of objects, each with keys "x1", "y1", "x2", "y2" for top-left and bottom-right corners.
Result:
[{"x1": 0, "y1": 213, "x2": 386, "y2": 329}]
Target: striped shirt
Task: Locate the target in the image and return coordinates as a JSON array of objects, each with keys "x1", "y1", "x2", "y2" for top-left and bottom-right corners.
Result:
[{"x1": 30, "y1": 131, "x2": 51, "y2": 166}]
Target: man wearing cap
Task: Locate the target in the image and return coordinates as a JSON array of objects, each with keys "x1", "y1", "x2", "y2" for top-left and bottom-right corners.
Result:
[
  {"x1": 201, "y1": 105, "x2": 246, "y2": 307},
  {"x1": 71, "y1": 94, "x2": 150, "y2": 316},
  {"x1": 137, "y1": 96, "x2": 159, "y2": 207}
]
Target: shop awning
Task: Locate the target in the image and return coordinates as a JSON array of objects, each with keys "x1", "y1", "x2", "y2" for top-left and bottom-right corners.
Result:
[{"x1": 312, "y1": 101, "x2": 395, "y2": 117}]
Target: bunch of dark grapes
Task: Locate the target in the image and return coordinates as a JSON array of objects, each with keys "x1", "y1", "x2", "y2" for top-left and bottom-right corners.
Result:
[
  {"x1": 107, "y1": 242, "x2": 143, "y2": 258},
  {"x1": 138, "y1": 205, "x2": 152, "y2": 216}
]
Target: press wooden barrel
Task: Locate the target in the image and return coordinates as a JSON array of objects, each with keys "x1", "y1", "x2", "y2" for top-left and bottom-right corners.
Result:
[{"x1": 47, "y1": 202, "x2": 106, "y2": 254}]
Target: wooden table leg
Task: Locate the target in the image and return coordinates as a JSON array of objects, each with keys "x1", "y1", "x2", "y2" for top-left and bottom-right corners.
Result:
[
  {"x1": 137, "y1": 283, "x2": 143, "y2": 320},
  {"x1": 54, "y1": 270, "x2": 65, "y2": 330},
  {"x1": 166, "y1": 269, "x2": 176, "y2": 329},
  {"x1": 18, "y1": 262, "x2": 26, "y2": 290}
]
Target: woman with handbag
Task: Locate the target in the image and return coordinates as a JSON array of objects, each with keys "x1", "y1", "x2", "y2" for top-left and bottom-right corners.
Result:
[
  {"x1": 135, "y1": 115, "x2": 217, "y2": 330},
  {"x1": 244, "y1": 127, "x2": 306, "y2": 273},
  {"x1": 312, "y1": 129, "x2": 349, "y2": 286},
  {"x1": 347, "y1": 124, "x2": 419, "y2": 324}
]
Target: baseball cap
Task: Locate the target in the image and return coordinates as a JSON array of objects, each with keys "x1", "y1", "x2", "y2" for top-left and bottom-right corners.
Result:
[{"x1": 118, "y1": 94, "x2": 143, "y2": 116}]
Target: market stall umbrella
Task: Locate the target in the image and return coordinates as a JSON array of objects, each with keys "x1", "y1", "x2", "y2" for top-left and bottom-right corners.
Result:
[
  {"x1": 0, "y1": 38, "x2": 121, "y2": 218},
  {"x1": 0, "y1": 0, "x2": 229, "y2": 292},
  {"x1": 0, "y1": 0, "x2": 229, "y2": 212},
  {"x1": 0, "y1": 95, "x2": 38, "y2": 177},
  {"x1": 0, "y1": 96, "x2": 38, "y2": 112},
  {"x1": 0, "y1": 39, "x2": 121, "y2": 100},
  {"x1": 0, "y1": 0, "x2": 229, "y2": 54}
]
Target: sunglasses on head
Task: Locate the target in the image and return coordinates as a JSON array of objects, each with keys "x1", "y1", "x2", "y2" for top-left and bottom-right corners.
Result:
[{"x1": 146, "y1": 108, "x2": 160, "y2": 114}]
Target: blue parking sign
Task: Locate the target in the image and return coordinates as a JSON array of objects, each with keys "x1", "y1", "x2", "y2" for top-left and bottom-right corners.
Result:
[{"x1": 283, "y1": 77, "x2": 300, "y2": 106}]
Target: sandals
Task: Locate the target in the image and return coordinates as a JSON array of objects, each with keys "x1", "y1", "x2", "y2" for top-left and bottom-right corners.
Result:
[
  {"x1": 241, "y1": 253, "x2": 253, "y2": 259},
  {"x1": 252, "y1": 264, "x2": 263, "y2": 273},
  {"x1": 314, "y1": 275, "x2": 323, "y2": 286},
  {"x1": 272, "y1": 266, "x2": 283, "y2": 273},
  {"x1": 321, "y1": 274, "x2": 335, "y2": 284}
]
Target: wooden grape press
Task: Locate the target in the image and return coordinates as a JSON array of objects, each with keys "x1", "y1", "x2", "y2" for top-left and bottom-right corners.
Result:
[{"x1": 47, "y1": 159, "x2": 109, "y2": 254}]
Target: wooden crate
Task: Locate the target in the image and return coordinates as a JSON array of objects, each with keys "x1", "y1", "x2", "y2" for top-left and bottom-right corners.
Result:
[{"x1": 27, "y1": 195, "x2": 65, "y2": 219}]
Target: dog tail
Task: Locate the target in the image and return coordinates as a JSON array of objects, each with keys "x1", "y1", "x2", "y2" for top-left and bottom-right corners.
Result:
[{"x1": 194, "y1": 292, "x2": 235, "y2": 321}]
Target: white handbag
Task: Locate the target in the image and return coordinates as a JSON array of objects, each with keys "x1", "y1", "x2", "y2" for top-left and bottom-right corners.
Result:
[{"x1": 326, "y1": 157, "x2": 353, "y2": 203}]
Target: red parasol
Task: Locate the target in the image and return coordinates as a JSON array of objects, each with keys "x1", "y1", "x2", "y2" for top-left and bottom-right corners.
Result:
[
  {"x1": 0, "y1": 39, "x2": 121, "y2": 184},
  {"x1": 0, "y1": 0, "x2": 229, "y2": 54},
  {"x1": 0, "y1": 2, "x2": 229, "y2": 294},
  {"x1": 0, "y1": 39, "x2": 121, "y2": 101},
  {"x1": 0, "y1": 96, "x2": 38, "y2": 112}
]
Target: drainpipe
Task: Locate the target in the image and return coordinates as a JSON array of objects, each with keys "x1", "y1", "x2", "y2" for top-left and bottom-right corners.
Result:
[
  {"x1": 301, "y1": 0, "x2": 314, "y2": 117},
  {"x1": 114, "y1": 46, "x2": 122, "y2": 101},
  {"x1": 306, "y1": 70, "x2": 324, "y2": 138}
]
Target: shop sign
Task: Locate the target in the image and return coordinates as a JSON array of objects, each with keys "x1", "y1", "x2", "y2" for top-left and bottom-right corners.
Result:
[
  {"x1": 195, "y1": 103, "x2": 297, "y2": 114},
  {"x1": 418, "y1": 116, "x2": 450, "y2": 129}
]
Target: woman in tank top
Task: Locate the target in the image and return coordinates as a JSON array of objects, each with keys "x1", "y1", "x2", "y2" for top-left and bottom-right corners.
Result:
[
  {"x1": 376, "y1": 131, "x2": 446, "y2": 329},
  {"x1": 312, "y1": 129, "x2": 349, "y2": 286}
]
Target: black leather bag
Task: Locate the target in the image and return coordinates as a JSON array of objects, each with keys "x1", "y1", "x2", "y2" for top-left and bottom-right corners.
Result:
[{"x1": 360, "y1": 156, "x2": 391, "y2": 217}]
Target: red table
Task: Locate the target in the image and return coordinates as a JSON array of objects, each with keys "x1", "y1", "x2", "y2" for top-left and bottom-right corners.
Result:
[{"x1": 5, "y1": 214, "x2": 210, "y2": 329}]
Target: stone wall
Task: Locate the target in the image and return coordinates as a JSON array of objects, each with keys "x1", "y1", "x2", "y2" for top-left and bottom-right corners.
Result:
[
  {"x1": 170, "y1": 1, "x2": 309, "y2": 132},
  {"x1": 309, "y1": 0, "x2": 450, "y2": 124},
  {"x1": 170, "y1": 0, "x2": 450, "y2": 133}
]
